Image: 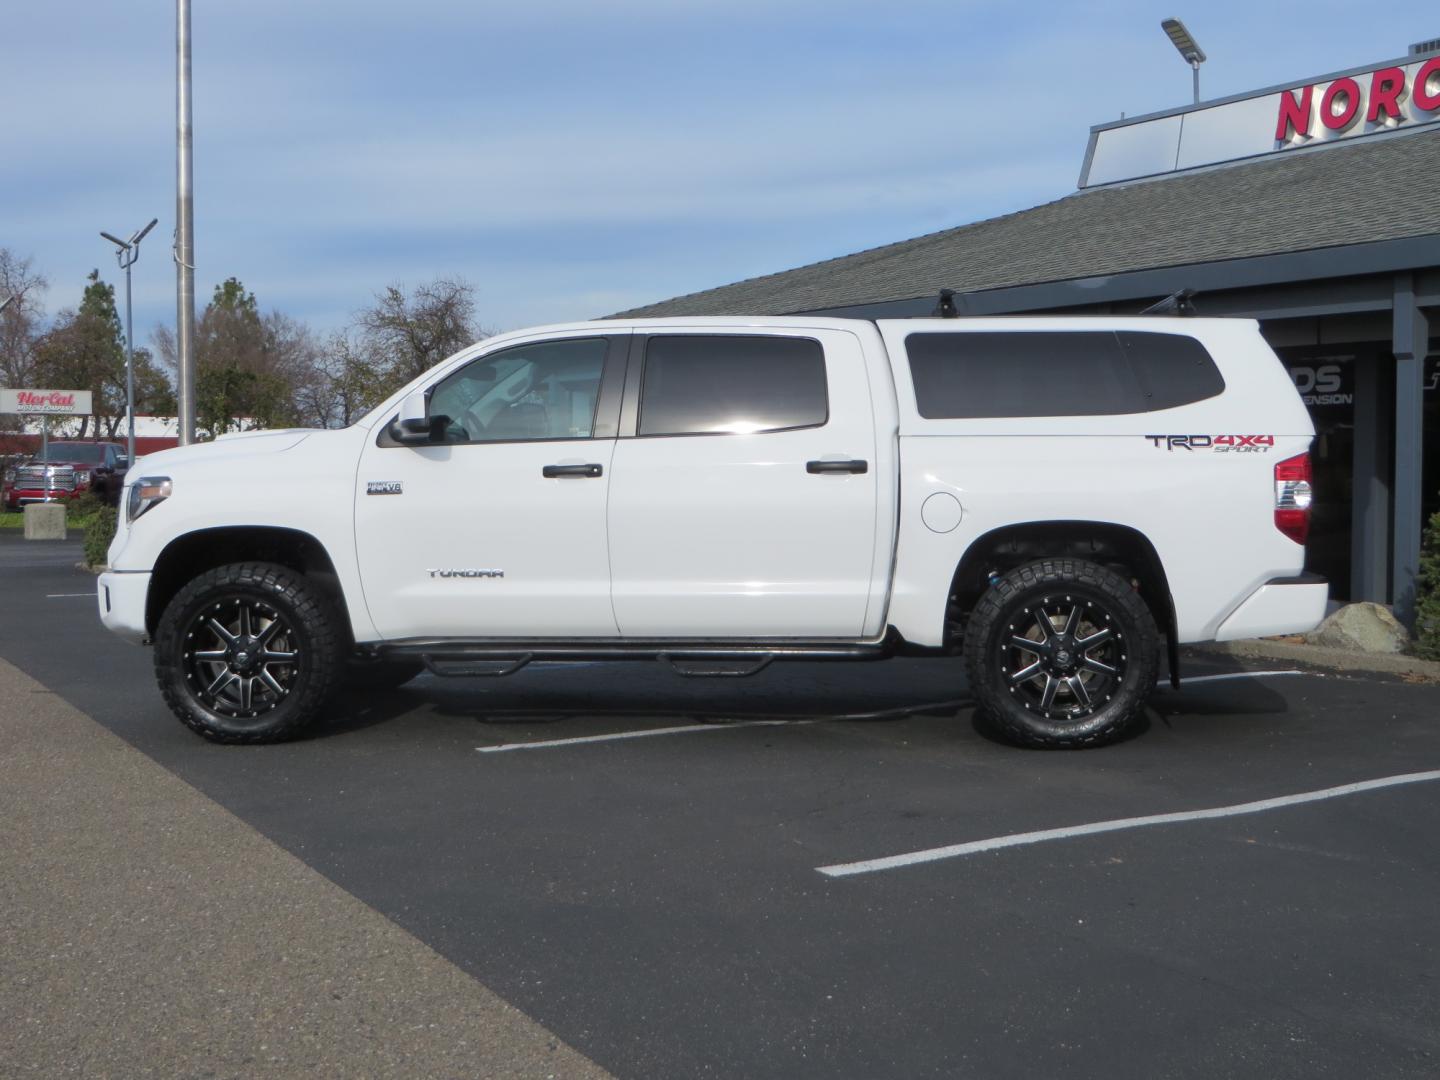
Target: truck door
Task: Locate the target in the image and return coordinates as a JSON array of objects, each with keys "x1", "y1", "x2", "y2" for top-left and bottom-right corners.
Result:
[
  {"x1": 354, "y1": 333, "x2": 626, "y2": 640},
  {"x1": 607, "y1": 329, "x2": 879, "y2": 638}
]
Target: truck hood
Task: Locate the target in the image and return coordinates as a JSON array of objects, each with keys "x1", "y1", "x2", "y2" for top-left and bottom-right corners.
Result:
[{"x1": 128, "y1": 429, "x2": 317, "y2": 476}]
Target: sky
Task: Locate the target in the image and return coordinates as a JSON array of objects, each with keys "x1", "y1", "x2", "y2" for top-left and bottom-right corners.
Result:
[{"x1": 2, "y1": 1, "x2": 1436, "y2": 350}]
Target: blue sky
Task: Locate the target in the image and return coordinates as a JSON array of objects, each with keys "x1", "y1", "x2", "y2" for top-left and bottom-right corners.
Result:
[{"x1": 2, "y1": 2, "x2": 1435, "y2": 346}]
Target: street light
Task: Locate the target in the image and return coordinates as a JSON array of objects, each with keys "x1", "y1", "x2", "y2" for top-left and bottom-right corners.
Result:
[
  {"x1": 101, "y1": 217, "x2": 159, "y2": 464},
  {"x1": 1161, "y1": 17, "x2": 1207, "y2": 105}
]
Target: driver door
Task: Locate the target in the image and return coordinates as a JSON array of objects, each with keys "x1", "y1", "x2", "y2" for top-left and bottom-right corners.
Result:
[{"x1": 354, "y1": 333, "x2": 627, "y2": 640}]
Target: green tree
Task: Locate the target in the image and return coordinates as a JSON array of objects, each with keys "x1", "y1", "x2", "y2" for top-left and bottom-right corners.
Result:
[
  {"x1": 155, "y1": 277, "x2": 312, "y2": 435},
  {"x1": 1416, "y1": 507, "x2": 1440, "y2": 660}
]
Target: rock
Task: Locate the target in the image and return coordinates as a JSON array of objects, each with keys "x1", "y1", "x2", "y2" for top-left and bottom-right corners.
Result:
[
  {"x1": 1306, "y1": 602, "x2": 1410, "y2": 654},
  {"x1": 23, "y1": 503, "x2": 67, "y2": 540}
]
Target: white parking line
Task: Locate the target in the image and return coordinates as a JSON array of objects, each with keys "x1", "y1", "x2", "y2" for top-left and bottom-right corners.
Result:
[
  {"x1": 816, "y1": 768, "x2": 1440, "y2": 878},
  {"x1": 478, "y1": 718, "x2": 818, "y2": 753},
  {"x1": 1170, "y1": 669, "x2": 1306, "y2": 686},
  {"x1": 46, "y1": 593, "x2": 95, "y2": 598}
]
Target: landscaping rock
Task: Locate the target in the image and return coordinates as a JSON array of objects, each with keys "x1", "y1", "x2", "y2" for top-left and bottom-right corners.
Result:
[
  {"x1": 22, "y1": 503, "x2": 66, "y2": 540},
  {"x1": 1306, "y1": 602, "x2": 1410, "y2": 654}
]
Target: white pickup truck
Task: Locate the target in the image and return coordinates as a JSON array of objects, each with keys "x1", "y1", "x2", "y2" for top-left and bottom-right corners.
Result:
[{"x1": 98, "y1": 315, "x2": 1327, "y2": 747}]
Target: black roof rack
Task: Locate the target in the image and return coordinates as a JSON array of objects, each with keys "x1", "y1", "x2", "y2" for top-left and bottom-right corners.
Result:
[{"x1": 1139, "y1": 288, "x2": 1199, "y2": 316}]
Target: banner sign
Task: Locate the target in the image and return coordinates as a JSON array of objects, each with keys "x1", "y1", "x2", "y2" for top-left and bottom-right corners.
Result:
[{"x1": 0, "y1": 389, "x2": 94, "y2": 416}]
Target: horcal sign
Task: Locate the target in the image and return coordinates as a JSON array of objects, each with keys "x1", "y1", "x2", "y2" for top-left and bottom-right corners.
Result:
[
  {"x1": 1081, "y1": 49, "x2": 1440, "y2": 188},
  {"x1": 0, "y1": 389, "x2": 95, "y2": 416}
]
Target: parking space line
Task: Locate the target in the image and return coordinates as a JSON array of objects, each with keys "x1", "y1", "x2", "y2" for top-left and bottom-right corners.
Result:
[
  {"x1": 46, "y1": 592, "x2": 95, "y2": 598},
  {"x1": 477, "y1": 718, "x2": 819, "y2": 753},
  {"x1": 1170, "y1": 669, "x2": 1306, "y2": 686},
  {"x1": 816, "y1": 768, "x2": 1440, "y2": 878}
]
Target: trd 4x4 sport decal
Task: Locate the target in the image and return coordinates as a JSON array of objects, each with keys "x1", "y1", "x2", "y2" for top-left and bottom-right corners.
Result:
[{"x1": 1146, "y1": 435, "x2": 1275, "y2": 453}]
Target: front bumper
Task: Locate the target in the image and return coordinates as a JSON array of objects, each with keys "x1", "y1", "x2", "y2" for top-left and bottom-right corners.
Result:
[
  {"x1": 97, "y1": 570, "x2": 151, "y2": 645},
  {"x1": 1215, "y1": 573, "x2": 1329, "y2": 642}
]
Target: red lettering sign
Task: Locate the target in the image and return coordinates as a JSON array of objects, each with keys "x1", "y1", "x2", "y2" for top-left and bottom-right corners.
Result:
[
  {"x1": 1320, "y1": 77, "x2": 1362, "y2": 131},
  {"x1": 1366, "y1": 67, "x2": 1407, "y2": 122},
  {"x1": 1275, "y1": 85, "x2": 1312, "y2": 141},
  {"x1": 1418, "y1": 57, "x2": 1440, "y2": 112},
  {"x1": 15, "y1": 391, "x2": 76, "y2": 407},
  {"x1": 1276, "y1": 61, "x2": 1440, "y2": 143}
]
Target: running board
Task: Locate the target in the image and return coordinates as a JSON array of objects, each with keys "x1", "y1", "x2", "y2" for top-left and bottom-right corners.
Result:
[{"x1": 380, "y1": 637, "x2": 895, "y2": 679}]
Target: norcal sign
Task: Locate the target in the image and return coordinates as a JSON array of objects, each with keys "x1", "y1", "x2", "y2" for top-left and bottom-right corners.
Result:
[
  {"x1": 1082, "y1": 50, "x2": 1440, "y2": 188},
  {"x1": 0, "y1": 389, "x2": 94, "y2": 416},
  {"x1": 1276, "y1": 57, "x2": 1440, "y2": 145}
]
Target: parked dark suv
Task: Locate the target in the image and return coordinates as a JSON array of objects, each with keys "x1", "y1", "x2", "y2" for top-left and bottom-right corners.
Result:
[{"x1": 2, "y1": 441, "x2": 128, "y2": 511}]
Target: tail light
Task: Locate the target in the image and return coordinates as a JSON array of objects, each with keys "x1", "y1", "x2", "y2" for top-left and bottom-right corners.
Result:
[{"x1": 1274, "y1": 452, "x2": 1312, "y2": 545}]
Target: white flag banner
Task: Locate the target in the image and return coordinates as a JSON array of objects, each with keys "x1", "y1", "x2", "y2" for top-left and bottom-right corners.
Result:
[{"x1": 0, "y1": 389, "x2": 94, "y2": 416}]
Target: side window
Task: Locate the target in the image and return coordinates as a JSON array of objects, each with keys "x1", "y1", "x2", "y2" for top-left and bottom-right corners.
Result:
[
  {"x1": 428, "y1": 338, "x2": 609, "y2": 443},
  {"x1": 905, "y1": 331, "x2": 1224, "y2": 419},
  {"x1": 638, "y1": 335, "x2": 827, "y2": 437}
]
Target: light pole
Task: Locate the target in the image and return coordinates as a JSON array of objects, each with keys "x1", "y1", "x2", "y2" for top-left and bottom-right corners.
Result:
[
  {"x1": 102, "y1": 218, "x2": 159, "y2": 464},
  {"x1": 175, "y1": 0, "x2": 197, "y2": 446},
  {"x1": 1161, "y1": 17, "x2": 1207, "y2": 105}
]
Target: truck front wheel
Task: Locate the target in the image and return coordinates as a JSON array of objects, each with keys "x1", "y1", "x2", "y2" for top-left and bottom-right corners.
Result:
[
  {"x1": 154, "y1": 562, "x2": 344, "y2": 743},
  {"x1": 963, "y1": 559, "x2": 1159, "y2": 749}
]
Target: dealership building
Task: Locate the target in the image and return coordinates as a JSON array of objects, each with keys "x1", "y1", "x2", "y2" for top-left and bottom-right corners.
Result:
[{"x1": 618, "y1": 43, "x2": 1440, "y2": 624}]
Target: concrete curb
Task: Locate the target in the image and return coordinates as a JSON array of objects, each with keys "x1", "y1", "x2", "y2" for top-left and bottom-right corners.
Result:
[{"x1": 1193, "y1": 639, "x2": 1440, "y2": 682}]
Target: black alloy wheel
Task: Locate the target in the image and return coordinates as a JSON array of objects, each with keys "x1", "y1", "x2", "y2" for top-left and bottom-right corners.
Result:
[
  {"x1": 182, "y1": 597, "x2": 301, "y2": 719},
  {"x1": 964, "y1": 559, "x2": 1159, "y2": 749},
  {"x1": 1000, "y1": 595, "x2": 1126, "y2": 720},
  {"x1": 154, "y1": 562, "x2": 343, "y2": 743}
]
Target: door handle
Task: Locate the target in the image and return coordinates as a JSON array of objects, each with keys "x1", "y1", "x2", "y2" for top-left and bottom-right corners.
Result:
[
  {"x1": 806, "y1": 459, "x2": 868, "y2": 475},
  {"x1": 542, "y1": 463, "x2": 604, "y2": 478}
]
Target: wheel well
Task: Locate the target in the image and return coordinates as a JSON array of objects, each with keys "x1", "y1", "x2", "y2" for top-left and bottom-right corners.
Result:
[
  {"x1": 146, "y1": 526, "x2": 344, "y2": 637},
  {"x1": 945, "y1": 522, "x2": 1175, "y2": 648}
]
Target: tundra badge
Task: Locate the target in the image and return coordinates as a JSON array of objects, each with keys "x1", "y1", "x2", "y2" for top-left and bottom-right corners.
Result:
[{"x1": 367, "y1": 481, "x2": 404, "y2": 495}]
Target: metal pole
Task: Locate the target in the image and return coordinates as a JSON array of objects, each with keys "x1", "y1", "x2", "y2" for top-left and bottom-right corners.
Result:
[
  {"x1": 1192, "y1": 60, "x2": 1200, "y2": 105},
  {"x1": 0, "y1": 295, "x2": 13, "y2": 314},
  {"x1": 175, "y1": 0, "x2": 196, "y2": 445},
  {"x1": 41, "y1": 414, "x2": 48, "y2": 463},
  {"x1": 124, "y1": 257, "x2": 136, "y2": 463}
]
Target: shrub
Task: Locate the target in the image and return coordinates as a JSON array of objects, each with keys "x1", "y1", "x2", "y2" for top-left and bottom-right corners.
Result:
[
  {"x1": 84, "y1": 507, "x2": 117, "y2": 569},
  {"x1": 1417, "y1": 507, "x2": 1440, "y2": 661},
  {"x1": 70, "y1": 490, "x2": 107, "y2": 521}
]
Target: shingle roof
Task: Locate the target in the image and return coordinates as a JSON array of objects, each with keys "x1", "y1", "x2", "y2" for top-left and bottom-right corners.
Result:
[{"x1": 611, "y1": 128, "x2": 1440, "y2": 318}]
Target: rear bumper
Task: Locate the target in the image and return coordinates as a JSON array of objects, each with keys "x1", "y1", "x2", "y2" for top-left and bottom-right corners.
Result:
[
  {"x1": 97, "y1": 570, "x2": 151, "y2": 645},
  {"x1": 1214, "y1": 573, "x2": 1329, "y2": 642}
]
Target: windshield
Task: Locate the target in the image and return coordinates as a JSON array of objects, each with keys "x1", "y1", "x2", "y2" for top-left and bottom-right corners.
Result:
[{"x1": 36, "y1": 443, "x2": 108, "y2": 464}]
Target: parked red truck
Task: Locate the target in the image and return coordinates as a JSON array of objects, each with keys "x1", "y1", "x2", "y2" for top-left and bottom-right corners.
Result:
[{"x1": 2, "y1": 441, "x2": 128, "y2": 511}]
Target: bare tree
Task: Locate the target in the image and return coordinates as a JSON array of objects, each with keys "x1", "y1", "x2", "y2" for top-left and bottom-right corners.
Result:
[
  {"x1": 0, "y1": 248, "x2": 48, "y2": 393},
  {"x1": 359, "y1": 277, "x2": 480, "y2": 385}
]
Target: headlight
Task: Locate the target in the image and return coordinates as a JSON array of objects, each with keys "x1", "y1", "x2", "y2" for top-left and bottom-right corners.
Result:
[{"x1": 127, "y1": 476, "x2": 172, "y2": 521}]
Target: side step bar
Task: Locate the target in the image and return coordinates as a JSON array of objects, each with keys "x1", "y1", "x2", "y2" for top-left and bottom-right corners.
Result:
[{"x1": 376, "y1": 637, "x2": 896, "y2": 680}]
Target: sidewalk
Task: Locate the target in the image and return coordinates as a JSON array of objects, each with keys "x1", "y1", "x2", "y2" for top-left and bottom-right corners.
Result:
[{"x1": 0, "y1": 656, "x2": 612, "y2": 1080}]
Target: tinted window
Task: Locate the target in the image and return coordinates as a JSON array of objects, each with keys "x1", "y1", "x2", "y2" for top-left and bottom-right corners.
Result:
[
  {"x1": 638, "y1": 335, "x2": 827, "y2": 436},
  {"x1": 429, "y1": 338, "x2": 609, "y2": 443},
  {"x1": 905, "y1": 331, "x2": 1223, "y2": 419},
  {"x1": 39, "y1": 443, "x2": 108, "y2": 464}
]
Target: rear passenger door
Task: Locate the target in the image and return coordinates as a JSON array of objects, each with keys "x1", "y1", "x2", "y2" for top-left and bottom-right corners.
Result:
[{"x1": 607, "y1": 330, "x2": 879, "y2": 638}]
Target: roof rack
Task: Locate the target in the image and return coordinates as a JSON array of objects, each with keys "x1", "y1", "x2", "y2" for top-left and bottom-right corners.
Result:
[{"x1": 1139, "y1": 288, "x2": 1199, "y2": 316}]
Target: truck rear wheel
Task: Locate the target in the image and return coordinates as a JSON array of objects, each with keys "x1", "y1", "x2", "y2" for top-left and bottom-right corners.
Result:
[
  {"x1": 963, "y1": 559, "x2": 1159, "y2": 749},
  {"x1": 154, "y1": 562, "x2": 343, "y2": 743}
]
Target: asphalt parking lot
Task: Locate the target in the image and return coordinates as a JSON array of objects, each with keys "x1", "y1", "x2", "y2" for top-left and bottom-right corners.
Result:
[{"x1": 4, "y1": 534, "x2": 1440, "y2": 1078}]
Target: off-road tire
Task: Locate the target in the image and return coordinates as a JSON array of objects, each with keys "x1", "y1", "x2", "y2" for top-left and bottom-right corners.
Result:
[
  {"x1": 154, "y1": 562, "x2": 344, "y2": 744},
  {"x1": 963, "y1": 558, "x2": 1159, "y2": 749},
  {"x1": 340, "y1": 658, "x2": 425, "y2": 693}
]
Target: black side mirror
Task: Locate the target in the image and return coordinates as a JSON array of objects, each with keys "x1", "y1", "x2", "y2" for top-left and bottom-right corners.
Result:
[{"x1": 388, "y1": 414, "x2": 453, "y2": 445}]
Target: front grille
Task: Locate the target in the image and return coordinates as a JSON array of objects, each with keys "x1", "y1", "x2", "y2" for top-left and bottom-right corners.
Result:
[{"x1": 15, "y1": 465, "x2": 77, "y2": 493}]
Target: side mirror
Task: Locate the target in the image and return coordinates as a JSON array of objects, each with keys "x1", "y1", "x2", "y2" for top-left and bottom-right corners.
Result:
[{"x1": 388, "y1": 390, "x2": 452, "y2": 445}]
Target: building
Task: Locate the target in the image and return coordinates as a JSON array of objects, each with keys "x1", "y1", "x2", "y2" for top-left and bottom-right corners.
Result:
[{"x1": 615, "y1": 43, "x2": 1440, "y2": 624}]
